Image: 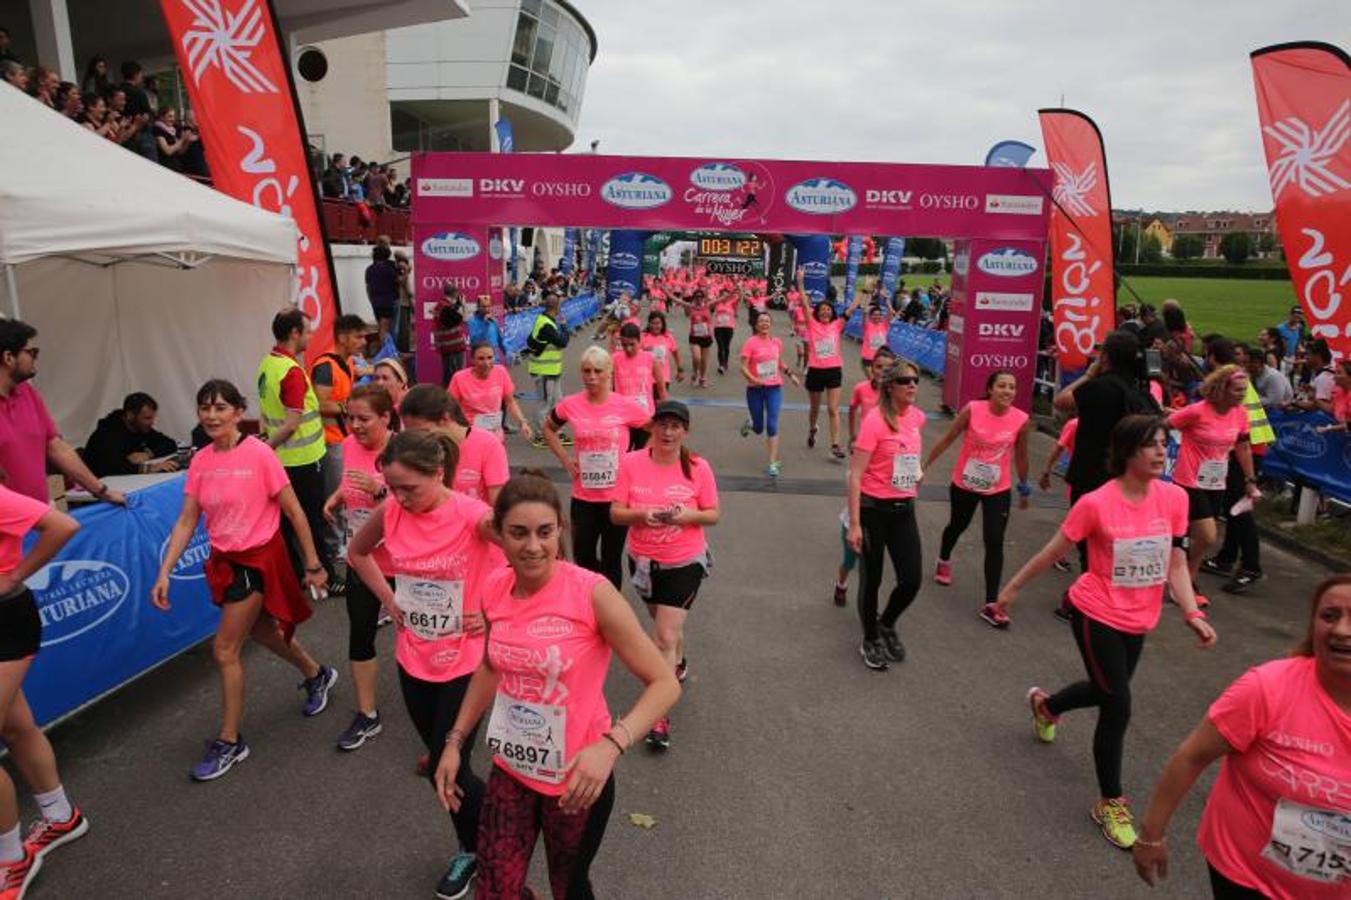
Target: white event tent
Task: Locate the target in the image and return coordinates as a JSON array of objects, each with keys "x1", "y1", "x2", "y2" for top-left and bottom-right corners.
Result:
[{"x1": 0, "y1": 86, "x2": 299, "y2": 444}]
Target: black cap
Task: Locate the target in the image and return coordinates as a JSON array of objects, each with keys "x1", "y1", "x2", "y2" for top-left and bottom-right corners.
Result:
[{"x1": 652, "y1": 399, "x2": 690, "y2": 426}]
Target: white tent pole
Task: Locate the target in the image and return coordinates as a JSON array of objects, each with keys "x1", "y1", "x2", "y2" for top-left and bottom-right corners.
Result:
[{"x1": 4, "y1": 265, "x2": 19, "y2": 319}]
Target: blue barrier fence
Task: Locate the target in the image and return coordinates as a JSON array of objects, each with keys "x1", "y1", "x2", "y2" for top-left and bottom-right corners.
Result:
[
  {"x1": 501, "y1": 292, "x2": 601, "y2": 357},
  {"x1": 23, "y1": 476, "x2": 218, "y2": 728},
  {"x1": 1260, "y1": 409, "x2": 1351, "y2": 504},
  {"x1": 844, "y1": 310, "x2": 947, "y2": 376}
]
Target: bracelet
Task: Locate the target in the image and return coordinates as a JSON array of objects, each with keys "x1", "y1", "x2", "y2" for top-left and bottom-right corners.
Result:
[
  {"x1": 612, "y1": 719, "x2": 634, "y2": 747},
  {"x1": 1016, "y1": 481, "x2": 1032, "y2": 498},
  {"x1": 305, "y1": 565, "x2": 324, "y2": 575},
  {"x1": 601, "y1": 732, "x2": 626, "y2": 755},
  {"x1": 1134, "y1": 836, "x2": 1166, "y2": 848},
  {"x1": 444, "y1": 728, "x2": 465, "y2": 748},
  {"x1": 1184, "y1": 609, "x2": 1208, "y2": 622}
]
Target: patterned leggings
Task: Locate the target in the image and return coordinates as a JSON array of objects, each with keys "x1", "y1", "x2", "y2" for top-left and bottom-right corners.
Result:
[{"x1": 476, "y1": 767, "x2": 615, "y2": 899}]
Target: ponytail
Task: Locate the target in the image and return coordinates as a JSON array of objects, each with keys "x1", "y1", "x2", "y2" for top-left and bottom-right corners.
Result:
[{"x1": 379, "y1": 429, "x2": 459, "y2": 487}]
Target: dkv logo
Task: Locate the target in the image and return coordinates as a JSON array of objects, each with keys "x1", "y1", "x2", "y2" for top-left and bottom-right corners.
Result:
[
  {"x1": 28, "y1": 560, "x2": 131, "y2": 647},
  {"x1": 785, "y1": 178, "x2": 857, "y2": 215},
  {"x1": 977, "y1": 248, "x2": 1039, "y2": 278},
  {"x1": 421, "y1": 232, "x2": 481, "y2": 262},
  {"x1": 689, "y1": 163, "x2": 747, "y2": 191},
  {"x1": 161, "y1": 528, "x2": 211, "y2": 581},
  {"x1": 600, "y1": 172, "x2": 673, "y2": 209},
  {"x1": 977, "y1": 323, "x2": 1026, "y2": 340}
]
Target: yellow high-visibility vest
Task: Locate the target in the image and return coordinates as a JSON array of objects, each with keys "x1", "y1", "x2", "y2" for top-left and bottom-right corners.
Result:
[{"x1": 256, "y1": 352, "x2": 326, "y2": 466}]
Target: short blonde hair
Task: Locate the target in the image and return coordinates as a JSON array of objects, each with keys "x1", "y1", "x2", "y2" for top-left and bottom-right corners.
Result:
[
  {"x1": 1199, "y1": 364, "x2": 1243, "y2": 400},
  {"x1": 579, "y1": 344, "x2": 613, "y2": 373}
]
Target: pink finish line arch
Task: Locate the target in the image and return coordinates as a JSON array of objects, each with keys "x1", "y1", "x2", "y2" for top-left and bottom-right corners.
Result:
[{"x1": 411, "y1": 152, "x2": 1053, "y2": 410}]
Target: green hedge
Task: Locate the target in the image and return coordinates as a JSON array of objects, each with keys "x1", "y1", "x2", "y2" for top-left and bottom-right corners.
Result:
[
  {"x1": 1117, "y1": 263, "x2": 1290, "y2": 280},
  {"x1": 828, "y1": 261, "x2": 947, "y2": 277}
]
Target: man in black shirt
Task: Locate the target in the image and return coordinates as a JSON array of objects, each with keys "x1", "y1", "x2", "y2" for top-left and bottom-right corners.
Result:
[
  {"x1": 119, "y1": 60, "x2": 156, "y2": 161},
  {"x1": 83, "y1": 393, "x2": 179, "y2": 476}
]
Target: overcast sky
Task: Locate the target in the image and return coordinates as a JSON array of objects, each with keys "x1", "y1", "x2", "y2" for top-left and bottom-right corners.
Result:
[{"x1": 571, "y1": 1, "x2": 1348, "y2": 213}]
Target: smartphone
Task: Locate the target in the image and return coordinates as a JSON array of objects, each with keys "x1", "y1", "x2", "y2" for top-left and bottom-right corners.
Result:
[{"x1": 1144, "y1": 349, "x2": 1163, "y2": 378}]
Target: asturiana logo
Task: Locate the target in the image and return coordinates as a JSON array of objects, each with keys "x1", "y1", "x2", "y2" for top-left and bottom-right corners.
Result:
[
  {"x1": 689, "y1": 162, "x2": 747, "y2": 191},
  {"x1": 29, "y1": 560, "x2": 131, "y2": 647},
  {"x1": 609, "y1": 251, "x2": 640, "y2": 270},
  {"x1": 977, "y1": 248, "x2": 1039, "y2": 278},
  {"x1": 527, "y1": 615, "x2": 575, "y2": 639},
  {"x1": 785, "y1": 178, "x2": 857, "y2": 215},
  {"x1": 421, "y1": 232, "x2": 481, "y2": 261},
  {"x1": 488, "y1": 234, "x2": 504, "y2": 260},
  {"x1": 162, "y1": 528, "x2": 211, "y2": 581},
  {"x1": 508, "y1": 705, "x2": 547, "y2": 733},
  {"x1": 600, "y1": 172, "x2": 672, "y2": 210},
  {"x1": 1279, "y1": 423, "x2": 1327, "y2": 459},
  {"x1": 803, "y1": 260, "x2": 829, "y2": 279}
]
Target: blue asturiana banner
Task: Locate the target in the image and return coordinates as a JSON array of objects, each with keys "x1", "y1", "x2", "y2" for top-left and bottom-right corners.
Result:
[
  {"x1": 844, "y1": 313, "x2": 946, "y2": 376},
  {"x1": 560, "y1": 228, "x2": 578, "y2": 275},
  {"x1": 843, "y1": 236, "x2": 863, "y2": 304},
  {"x1": 880, "y1": 237, "x2": 906, "y2": 302},
  {"x1": 23, "y1": 476, "x2": 218, "y2": 727},
  {"x1": 1260, "y1": 409, "x2": 1351, "y2": 504},
  {"x1": 984, "y1": 140, "x2": 1036, "y2": 168}
]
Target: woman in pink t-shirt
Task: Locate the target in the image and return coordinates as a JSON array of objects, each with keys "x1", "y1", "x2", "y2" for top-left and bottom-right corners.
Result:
[
  {"x1": 320, "y1": 384, "x2": 394, "y2": 752},
  {"x1": 1133, "y1": 574, "x2": 1351, "y2": 899},
  {"x1": 639, "y1": 312, "x2": 683, "y2": 388},
  {"x1": 153, "y1": 379, "x2": 333, "y2": 784},
  {"x1": 615, "y1": 323, "x2": 666, "y2": 451},
  {"x1": 0, "y1": 482, "x2": 83, "y2": 887},
  {"x1": 1166, "y1": 365, "x2": 1259, "y2": 605},
  {"x1": 995, "y1": 414, "x2": 1217, "y2": 851},
  {"x1": 713, "y1": 292, "x2": 738, "y2": 375},
  {"x1": 859, "y1": 304, "x2": 896, "y2": 374},
  {"x1": 738, "y1": 311, "x2": 802, "y2": 478},
  {"x1": 347, "y1": 428, "x2": 502, "y2": 895},
  {"x1": 611, "y1": 400, "x2": 719, "y2": 750},
  {"x1": 847, "y1": 361, "x2": 927, "y2": 671},
  {"x1": 448, "y1": 343, "x2": 533, "y2": 443},
  {"x1": 922, "y1": 372, "x2": 1033, "y2": 627},
  {"x1": 435, "y1": 471, "x2": 679, "y2": 898},
  {"x1": 803, "y1": 269, "x2": 866, "y2": 460},
  {"x1": 848, "y1": 348, "x2": 895, "y2": 446},
  {"x1": 685, "y1": 292, "x2": 714, "y2": 388},
  {"x1": 543, "y1": 346, "x2": 651, "y2": 590},
  {"x1": 399, "y1": 385, "x2": 510, "y2": 505},
  {"x1": 372, "y1": 358, "x2": 409, "y2": 423}
]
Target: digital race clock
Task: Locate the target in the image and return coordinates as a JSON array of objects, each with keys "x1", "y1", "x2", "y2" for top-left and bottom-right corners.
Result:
[{"x1": 697, "y1": 237, "x2": 763, "y2": 258}]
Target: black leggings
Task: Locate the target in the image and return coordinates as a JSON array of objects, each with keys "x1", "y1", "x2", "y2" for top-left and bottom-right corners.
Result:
[
  {"x1": 1208, "y1": 863, "x2": 1266, "y2": 899},
  {"x1": 282, "y1": 459, "x2": 332, "y2": 576},
  {"x1": 1046, "y1": 609, "x2": 1145, "y2": 799},
  {"x1": 938, "y1": 485, "x2": 1011, "y2": 603},
  {"x1": 346, "y1": 574, "x2": 387, "y2": 661},
  {"x1": 714, "y1": 327, "x2": 734, "y2": 370},
  {"x1": 858, "y1": 497, "x2": 922, "y2": 641},
  {"x1": 397, "y1": 667, "x2": 484, "y2": 854},
  {"x1": 1216, "y1": 455, "x2": 1261, "y2": 573},
  {"x1": 570, "y1": 498, "x2": 627, "y2": 590}
]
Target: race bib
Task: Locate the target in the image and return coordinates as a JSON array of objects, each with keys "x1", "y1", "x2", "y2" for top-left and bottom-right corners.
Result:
[
  {"x1": 473, "y1": 411, "x2": 503, "y2": 432},
  {"x1": 716, "y1": 312, "x2": 732, "y2": 327},
  {"x1": 814, "y1": 338, "x2": 837, "y2": 359},
  {"x1": 692, "y1": 322, "x2": 710, "y2": 338},
  {"x1": 1110, "y1": 536, "x2": 1169, "y2": 588},
  {"x1": 960, "y1": 458, "x2": 1000, "y2": 493},
  {"x1": 1196, "y1": 458, "x2": 1227, "y2": 491},
  {"x1": 891, "y1": 454, "x2": 921, "y2": 491},
  {"x1": 630, "y1": 393, "x2": 651, "y2": 411},
  {"x1": 343, "y1": 505, "x2": 372, "y2": 549},
  {"x1": 868, "y1": 333, "x2": 886, "y2": 351},
  {"x1": 1261, "y1": 798, "x2": 1351, "y2": 885},
  {"x1": 756, "y1": 360, "x2": 778, "y2": 380},
  {"x1": 579, "y1": 449, "x2": 618, "y2": 489},
  {"x1": 485, "y1": 693, "x2": 567, "y2": 785},
  {"x1": 651, "y1": 345, "x2": 667, "y2": 362},
  {"x1": 393, "y1": 575, "x2": 464, "y2": 641}
]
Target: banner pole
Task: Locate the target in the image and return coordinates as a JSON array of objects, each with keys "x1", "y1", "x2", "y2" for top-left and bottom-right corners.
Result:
[{"x1": 4, "y1": 264, "x2": 19, "y2": 319}]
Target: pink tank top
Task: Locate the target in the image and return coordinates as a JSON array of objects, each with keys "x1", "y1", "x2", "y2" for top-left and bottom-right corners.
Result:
[
  {"x1": 952, "y1": 400, "x2": 1029, "y2": 495},
  {"x1": 612, "y1": 350, "x2": 655, "y2": 415},
  {"x1": 481, "y1": 562, "x2": 612, "y2": 796},
  {"x1": 339, "y1": 434, "x2": 392, "y2": 574}
]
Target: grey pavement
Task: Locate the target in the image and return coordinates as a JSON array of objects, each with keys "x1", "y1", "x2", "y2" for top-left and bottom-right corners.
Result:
[{"x1": 30, "y1": 324, "x2": 1335, "y2": 898}]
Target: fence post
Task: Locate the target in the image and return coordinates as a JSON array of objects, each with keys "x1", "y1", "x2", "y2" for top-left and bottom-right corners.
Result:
[{"x1": 1296, "y1": 486, "x2": 1320, "y2": 526}]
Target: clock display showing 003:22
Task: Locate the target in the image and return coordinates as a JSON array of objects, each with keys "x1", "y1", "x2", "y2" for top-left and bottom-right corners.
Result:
[{"x1": 698, "y1": 237, "x2": 763, "y2": 258}]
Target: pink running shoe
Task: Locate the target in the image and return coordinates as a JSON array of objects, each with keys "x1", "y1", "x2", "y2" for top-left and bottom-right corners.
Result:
[{"x1": 934, "y1": 559, "x2": 953, "y2": 586}]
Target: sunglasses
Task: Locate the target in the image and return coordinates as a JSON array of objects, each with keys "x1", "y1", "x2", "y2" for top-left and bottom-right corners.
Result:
[{"x1": 888, "y1": 375, "x2": 919, "y2": 386}]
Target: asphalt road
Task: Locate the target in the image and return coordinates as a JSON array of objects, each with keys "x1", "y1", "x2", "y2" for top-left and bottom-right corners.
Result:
[{"x1": 28, "y1": 323, "x2": 1335, "y2": 899}]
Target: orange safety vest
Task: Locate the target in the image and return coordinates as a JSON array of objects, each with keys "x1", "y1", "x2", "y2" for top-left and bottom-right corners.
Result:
[{"x1": 309, "y1": 352, "x2": 353, "y2": 445}]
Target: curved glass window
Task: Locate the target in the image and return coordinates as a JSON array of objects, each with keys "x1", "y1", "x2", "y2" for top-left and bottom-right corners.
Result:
[{"x1": 507, "y1": 0, "x2": 590, "y2": 116}]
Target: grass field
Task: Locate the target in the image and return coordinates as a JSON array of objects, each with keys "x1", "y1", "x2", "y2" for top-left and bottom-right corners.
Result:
[{"x1": 1108, "y1": 276, "x2": 1295, "y2": 344}]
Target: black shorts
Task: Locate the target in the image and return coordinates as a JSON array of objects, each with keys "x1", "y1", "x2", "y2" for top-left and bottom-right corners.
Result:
[
  {"x1": 688, "y1": 335, "x2": 713, "y2": 348},
  {"x1": 628, "y1": 557, "x2": 705, "y2": 609},
  {"x1": 805, "y1": 366, "x2": 843, "y2": 392},
  {"x1": 1184, "y1": 486, "x2": 1225, "y2": 521},
  {"x1": 0, "y1": 589, "x2": 42, "y2": 661},
  {"x1": 221, "y1": 564, "x2": 266, "y2": 603}
]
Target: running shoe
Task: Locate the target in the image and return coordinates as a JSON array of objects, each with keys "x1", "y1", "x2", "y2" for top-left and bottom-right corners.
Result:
[
  {"x1": 767, "y1": 460, "x2": 781, "y2": 478},
  {"x1": 23, "y1": 809, "x2": 89, "y2": 861},
  {"x1": 859, "y1": 639, "x2": 890, "y2": 670},
  {"x1": 1200, "y1": 556, "x2": 1233, "y2": 577},
  {"x1": 530, "y1": 435, "x2": 548, "y2": 449},
  {"x1": 739, "y1": 418, "x2": 753, "y2": 438},
  {"x1": 1194, "y1": 592, "x2": 1211, "y2": 610},
  {"x1": 833, "y1": 583, "x2": 848, "y2": 607},
  {"x1": 979, "y1": 603, "x2": 1011, "y2": 629},
  {"x1": 415, "y1": 754, "x2": 430, "y2": 777},
  {"x1": 877, "y1": 623, "x2": 906, "y2": 662},
  {"x1": 190, "y1": 737, "x2": 250, "y2": 782},
  {"x1": 336, "y1": 712, "x2": 382, "y2": 751},
  {"x1": 301, "y1": 665, "x2": 338, "y2": 717},
  {"x1": 559, "y1": 433, "x2": 574, "y2": 447},
  {"x1": 1053, "y1": 556, "x2": 1073, "y2": 573},
  {"x1": 1091, "y1": 797, "x2": 1139, "y2": 849},
  {"x1": 646, "y1": 717, "x2": 672, "y2": 751},
  {"x1": 830, "y1": 444, "x2": 845, "y2": 460},
  {"x1": 1222, "y1": 570, "x2": 1262, "y2": 594},
  {"x1": 1054, "y1": 590, "x2": 1073, "y2": 623},
  {"x1": 717, "y1": 366, "x2": 726, "y2": 376},
  {"x1": 933, "y1": 559, "x2": 953, "y2": 586},
  {"x1": 435, "y1": 852, "x2": 478, "y2": 900},
  {"x1": 0, "y1": 845, "x2": 40, "y2": 900},
  {"x1": 675, "y1": 657, "x2": 689, "y2": 684},
  {"x1": 1026, "y1": 687, "x2": 1057, "y2": 743},
  {"x1": 807, "y1": 426, "x2": 818, "y2": 449},
  {"x1": 327, "y1": 576, "x2": 347, "y2": 596}
]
